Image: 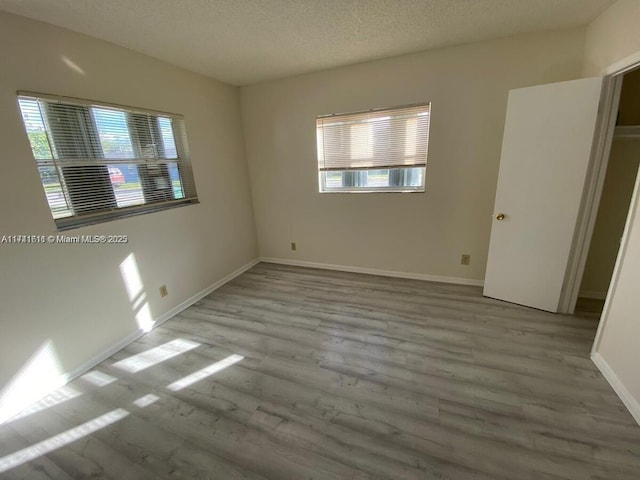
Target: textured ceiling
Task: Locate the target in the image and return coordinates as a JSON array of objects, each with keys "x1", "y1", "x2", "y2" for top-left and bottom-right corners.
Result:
[{"x1": 0, "y1": 0, "x2": 615, "y2": 86}]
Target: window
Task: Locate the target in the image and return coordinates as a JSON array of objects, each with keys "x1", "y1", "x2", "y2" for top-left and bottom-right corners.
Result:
[
  {"x1": 18, "y1": 92, "x2": 198, "y2": 229},
  {"x1": 316, "y1": 103, "x2": 430, "y2": 192}
]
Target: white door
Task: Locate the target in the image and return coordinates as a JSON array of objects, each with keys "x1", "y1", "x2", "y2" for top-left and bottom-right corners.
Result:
[{"x1": 484, "y1": 78, "x2": 603, "y2": 312}]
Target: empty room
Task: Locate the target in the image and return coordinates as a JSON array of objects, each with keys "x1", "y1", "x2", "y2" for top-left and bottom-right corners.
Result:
[{"x1": 1, "y1": 1, "x2": 640, "y2": 478}]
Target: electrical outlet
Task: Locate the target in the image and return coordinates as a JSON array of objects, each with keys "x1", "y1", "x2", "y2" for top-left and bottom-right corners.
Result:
[
  {"x1": 159, "y1": 285, "x2": 168, "y2": 297},
  {"x1": 290, "y1": 242, "x2": 297, "y2": 251},
  {"x1": 461, "y1": 254, "x2": 471, "y2": 265}
]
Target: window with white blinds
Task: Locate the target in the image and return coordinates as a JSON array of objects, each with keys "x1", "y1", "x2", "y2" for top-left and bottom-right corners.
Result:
[
  {"x1": 316, "y1": 103, "x2": 430, "y2": 192},
  {"x1": 17, "y1": 92, "x2": 198, "y2": 230}
]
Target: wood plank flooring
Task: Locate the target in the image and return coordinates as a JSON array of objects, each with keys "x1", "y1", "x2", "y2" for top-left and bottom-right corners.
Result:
[{"x1": 2, "y1": 262, "x2": 639, "y2": 479}]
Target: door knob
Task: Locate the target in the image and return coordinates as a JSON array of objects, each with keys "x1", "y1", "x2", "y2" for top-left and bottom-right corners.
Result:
[{"x1": 495, "y1": 213, "x2": 505, "y2": 221}]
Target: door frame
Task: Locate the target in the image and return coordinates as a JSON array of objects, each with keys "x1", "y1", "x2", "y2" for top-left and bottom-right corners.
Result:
[
  {"x1": 561, "y1": 52, "x2": 640, "y2": 315},
  {"x1": 558, "y1": 75, "x2": 622, "y2": 313}
]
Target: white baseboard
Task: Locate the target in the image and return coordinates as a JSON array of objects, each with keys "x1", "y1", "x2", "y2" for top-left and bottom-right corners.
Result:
[
  {"x1": 259, "y1": 257, "x2": 484, "y2": 287},
  {"x1": 67, "y1": 257, "x2": 259, "y2": 379},
  {"x1": 154, "y1": 257, "x2": 260, "y2": 327},
  {"x1": 591, "y1": 352, "x2": 640, "y2": 426},
  {"x1": 1, "y1": 257, "x2": 259, "y2": 424},
  {"x1": 64, "y1": 329, "x2": 147, "y2": 382},
  {"x1": 579, "y1": 290, "x2": 607, "y2": 300}
]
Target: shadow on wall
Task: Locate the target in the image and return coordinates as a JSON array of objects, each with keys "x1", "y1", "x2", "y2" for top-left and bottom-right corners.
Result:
[
  {"x1": 0, "y1": 252, "x2": 150, "y2": 424},
  {"x1": 119, "y1": 252, "x2": 155, "y2": 333},
  {"x1": 0, "y1": 340, "x2": 66, "y2": 424}
]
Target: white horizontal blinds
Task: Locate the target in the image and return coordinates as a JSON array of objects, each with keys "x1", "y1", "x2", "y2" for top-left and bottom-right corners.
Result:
[
  {"x1": 317, "y1": 103, "x2": 430, "y2": 171},
  {"x1": 44, "y1": 101, "x2": 118, "y2": 214},
  {"x1": 17, "y1": 93, "x2": 198, "y2": 227},
  {"x1": 18, "y1": 98, "x2": 73, "y2": 218}
]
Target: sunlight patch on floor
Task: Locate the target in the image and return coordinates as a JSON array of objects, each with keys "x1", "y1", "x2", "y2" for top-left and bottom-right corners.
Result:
[
  {"x1": 0, "y1": 409, "x2": 129, "y2": 473},
  {"x1": 79, "y1": 370, "x2": 118, "y2": 387},
  {"x1": 6, "y1": 385, "x2": 81, "y2": 424},
  {"x1": 167, "y1": 354, "x2": 244, "y2": 391},
  {"x1": 112, "y1": 338, "x2": 200, "y2": 373},
  {"x1": 133, "y1": 394, "x2": 160, "y2": 408}
]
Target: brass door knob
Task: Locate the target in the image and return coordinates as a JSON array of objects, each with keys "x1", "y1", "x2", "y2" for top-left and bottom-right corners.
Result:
[{"x1": 495, "y1": 213, "x2": 505, "y2": 221}]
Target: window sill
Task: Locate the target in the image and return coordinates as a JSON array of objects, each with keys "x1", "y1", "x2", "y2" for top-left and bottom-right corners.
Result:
[
  {"x1": 55, "y1": 198, "x2": 199, "y2": 231},
  {"x1": 319, "y1": 188, "x2": 425, "y2": 194}
]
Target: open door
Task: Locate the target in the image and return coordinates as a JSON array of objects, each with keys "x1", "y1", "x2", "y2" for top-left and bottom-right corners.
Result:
[{"x1": 484, "y1": 78, "x2": 603, "y2": 312}]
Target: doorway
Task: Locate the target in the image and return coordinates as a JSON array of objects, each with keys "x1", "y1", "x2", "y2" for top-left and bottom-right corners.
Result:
[{"x1": 576, "y1": 68, "x2": 640, "y2": 318}]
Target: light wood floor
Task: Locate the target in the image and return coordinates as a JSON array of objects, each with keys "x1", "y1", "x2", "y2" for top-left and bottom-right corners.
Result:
[{"x1": 2, "y1": 263, "x2": 640, "y2": 479}]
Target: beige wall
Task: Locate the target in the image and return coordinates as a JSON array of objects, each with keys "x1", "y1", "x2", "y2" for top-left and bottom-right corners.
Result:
[
  {"x1": 586, "y1": 0, "x2": 640, "y2": 423},
  {"x1": 0, "y1": 12, "x2": 257, "y2": 419},
  {"x1": 240, "y1": 29, "x2": 585, "y2": 282},
  {"x1": 583, "y1": 0, "x2": 640, "y2": 76}
]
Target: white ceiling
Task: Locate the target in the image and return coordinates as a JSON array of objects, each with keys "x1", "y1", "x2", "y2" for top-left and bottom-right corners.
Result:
[{"x1": 0, "y1": 0, "x2": 615, "y2": 86}]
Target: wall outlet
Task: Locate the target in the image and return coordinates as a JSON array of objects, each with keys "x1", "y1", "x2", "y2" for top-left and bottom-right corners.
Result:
[
  {"x1": 159, "y1": 285, "x2": 168, "y2": 297},
  {"x1": 290, "y1": 242, "x2": 297, "y2": 251},
  {"x1": 461, "y1": 254, "x2": 471, "y2": 265}
]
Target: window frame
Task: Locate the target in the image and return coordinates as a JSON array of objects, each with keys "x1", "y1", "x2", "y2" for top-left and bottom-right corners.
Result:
[
  {"x1": 316, "y1": 102, "x2": 431, "y2": 194},
  {"x1": 17, "y1": 91, "x2": 199, "y2": 230},
  {"x1": 318, "y1": 167, "x2": 427, "y2": 194}
]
